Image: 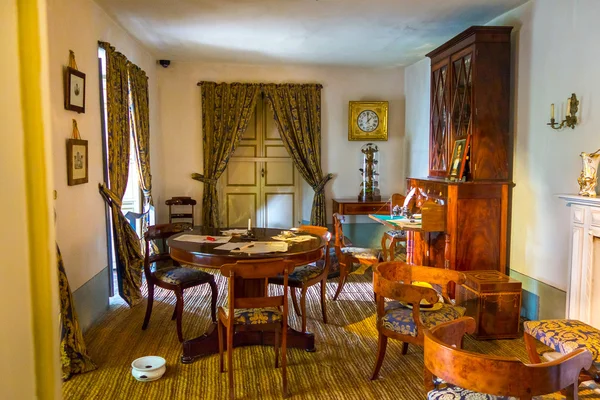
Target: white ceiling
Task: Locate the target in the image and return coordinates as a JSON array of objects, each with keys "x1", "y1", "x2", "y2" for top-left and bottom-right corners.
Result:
[{"x1": 95, "y1": 0, "x2": 527, "y2": 67}]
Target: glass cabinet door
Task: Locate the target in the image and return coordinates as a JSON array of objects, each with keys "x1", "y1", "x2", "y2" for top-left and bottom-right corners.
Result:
[
  {"x1": 451, "y1": 51, "x2": 473, "y2": 141},
  {"x1": 429, "y1": 62, "x2": 450, "y2": 176}
]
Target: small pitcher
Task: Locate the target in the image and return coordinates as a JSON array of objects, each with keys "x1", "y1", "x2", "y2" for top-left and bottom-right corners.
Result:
[{"x1": 578, "y1": 150, "x2": 600, "y2": 196}]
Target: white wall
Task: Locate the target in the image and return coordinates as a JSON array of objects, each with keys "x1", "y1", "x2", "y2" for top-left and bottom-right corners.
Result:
[
  {"x1": 156, "y1": 62, "x2": 405, "y2": 223},
  {"x1": 404, "y1": 0, "x2": 600, "y2": 291},
  {"x1": 46, "y1": 0, "x2": 160, "y2": 291},
  {"x1": 404, "y1": 58, "x2": 431, "y2": 179}
]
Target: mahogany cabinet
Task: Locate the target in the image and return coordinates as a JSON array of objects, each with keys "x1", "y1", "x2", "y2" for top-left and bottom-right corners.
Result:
[{"x1": 427, "y1": 26, "x2": 513, "y2": 180}]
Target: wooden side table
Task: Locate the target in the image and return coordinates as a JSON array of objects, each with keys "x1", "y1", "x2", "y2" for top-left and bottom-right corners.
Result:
[
  {"x1": 456, "y1": 270, "x2": 522, "y2": 339},
  {"x1": 331, "y1": 198, "x2": 389, "y2": 227}
]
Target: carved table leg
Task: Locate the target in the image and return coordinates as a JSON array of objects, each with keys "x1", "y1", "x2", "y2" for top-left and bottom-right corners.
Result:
[{"x1": 444, "y1": 234, "x2": 450, "y2": 269}]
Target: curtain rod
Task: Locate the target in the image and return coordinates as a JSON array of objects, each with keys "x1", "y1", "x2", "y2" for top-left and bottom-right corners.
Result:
[{"x1": 197, "y1": 81, "x2": 323, "y2": 89}]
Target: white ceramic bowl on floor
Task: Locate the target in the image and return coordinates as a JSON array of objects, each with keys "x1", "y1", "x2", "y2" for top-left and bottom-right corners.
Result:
[{"x1": 131, "y1": 356, "x2": 166, "y2": 382}]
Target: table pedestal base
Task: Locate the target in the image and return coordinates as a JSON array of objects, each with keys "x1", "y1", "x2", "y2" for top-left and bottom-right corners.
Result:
[{"x1": 181, "y1": 323, "x2": 315, "y2": 364}]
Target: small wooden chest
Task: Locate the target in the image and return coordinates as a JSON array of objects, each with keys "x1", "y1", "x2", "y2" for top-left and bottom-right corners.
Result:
[{"x1": 456, "y1": 270, "x2": 522, "y2": 339}]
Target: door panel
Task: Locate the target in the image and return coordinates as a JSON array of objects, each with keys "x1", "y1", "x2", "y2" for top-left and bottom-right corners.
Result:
[
  {"x1": 226, "y1": 193, "x2": 257, "y2": 228},
  {"x1": 265, "y1": 193, "x2": 294, "y2": 228}
]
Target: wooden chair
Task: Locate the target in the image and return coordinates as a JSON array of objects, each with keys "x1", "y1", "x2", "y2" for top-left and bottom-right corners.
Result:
[
  {"x1": 380, "y1": 193, "x2": 408, "y2": 261},
  {"x1": 371, "y1": 261, "x2": 466, "y2": 380},
  {"x1": 332, "y1": 213, "x2": 381, "y2": 300},
  {"x1": 142, "y1": 223, "x2": 217, "y2": 342},
  {"x1": 269, "y1": 226, "x2": 332, "y2": 333},
  {"x1": 218, "y1": 258, "x2": 295, "y2": 399},
  {"x1": 165, "y1": 196, "x2": 196, "y2": 225},
  {"x1": 424, "y1": 317, "x2": 593, "y2": 399}
]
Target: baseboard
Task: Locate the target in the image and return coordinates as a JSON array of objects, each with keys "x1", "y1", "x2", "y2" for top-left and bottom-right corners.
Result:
[{"x1": 72, "y1": 266, "x2": 110, "y2": 333}]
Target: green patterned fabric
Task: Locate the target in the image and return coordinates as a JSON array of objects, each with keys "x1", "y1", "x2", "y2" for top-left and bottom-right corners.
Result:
[
  {"x1": 58, "y1": 244, "x2": 96, "y2": 380},
  {"x1": 263, "y1": 84, "x2": 332, "y2": 227},
  {"x1": 193, "y1": 82, "x2": 261, "y2": 227},
  {"x1": 524, "y1": 319, "x2": 600, "y2": 367},
  {"x1": 129, "y1": 64, "x2": 152, "y2": 207},
  {"x1": 224, "y1": 307, "x2": 282, "y2": 325},
  {"x1": 98, "y1": 41, "x2": 144, "y2": 307},
  {"x1": 382, "y1": 303, "x2": 465, "y2": 337}
]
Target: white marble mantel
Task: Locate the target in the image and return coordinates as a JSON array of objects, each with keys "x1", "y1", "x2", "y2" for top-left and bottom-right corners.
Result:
[{"x1": 558, "y1": 193, "x2": 600, "y2": 328}]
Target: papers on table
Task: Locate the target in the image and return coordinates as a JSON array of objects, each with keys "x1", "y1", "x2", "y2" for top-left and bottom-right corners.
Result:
[
  {"x1": 231, "y1": 241, "x2": 288, "y2": 254},
  {"x1": 214, "y1": 242, "x2": 245, "y2": 251},
  {"x1": 221, "y1": 229, "x2": 248, "y2": 236},
  {"x1": 272, "y1": 234, "x2": 315, "y2": 243},
  {"x1": 173, "y1": 235, "x2": 232, "y2": 244}
]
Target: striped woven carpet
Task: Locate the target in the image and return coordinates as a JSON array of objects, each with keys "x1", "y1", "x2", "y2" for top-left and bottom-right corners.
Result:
[{"x1": 62, "y1": 271, "x2": 597, "y2": 399}]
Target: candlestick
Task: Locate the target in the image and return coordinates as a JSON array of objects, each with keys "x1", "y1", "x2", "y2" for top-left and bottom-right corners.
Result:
[
  {"x1": 551, "y1": 103, "x2": 555, "y2": 119},
  {"x1": 566, "y1": 98, "x2": 571, "y2": 116},
  {"x1": 247, "y1": 218, "x2": 251, "y2": 231}
]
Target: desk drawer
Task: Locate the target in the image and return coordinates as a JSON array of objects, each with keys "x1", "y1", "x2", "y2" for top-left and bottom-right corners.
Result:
[{"x1": 343, "y1": 203, "x2": 387, "y2": 214}]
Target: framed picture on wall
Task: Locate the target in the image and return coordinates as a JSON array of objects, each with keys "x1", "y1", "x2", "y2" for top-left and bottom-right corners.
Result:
[
  {"x1": 448, "y1": 136, "x2": 470, "y2": 181},
  {"x1": 64, "y1": 67, "x2": 86, "y2": 113},
  {"x1": 66, "y1": 139, "x2": 88, "y2": 185}
]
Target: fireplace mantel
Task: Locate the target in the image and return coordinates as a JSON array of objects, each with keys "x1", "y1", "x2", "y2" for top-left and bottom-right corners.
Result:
[{"x1": 559, "y1": 193, "x2": 600, "y2": 328}]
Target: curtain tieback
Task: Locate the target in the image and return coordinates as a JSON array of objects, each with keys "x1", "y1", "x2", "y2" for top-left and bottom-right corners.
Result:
[
  {"x1": 191, "y1": 173, "x2": 218, "y2": 185},
  {"x1": 312, "y1": 173, "x2": 333, "y2": 193},
  {"x1": 98, "y1": 183, "x2": 123, "y2": 208}
]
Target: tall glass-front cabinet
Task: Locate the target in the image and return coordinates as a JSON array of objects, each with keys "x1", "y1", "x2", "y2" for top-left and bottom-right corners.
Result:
[{"x1": 408, "y1": 26, "x2": 514, "y2": 276}]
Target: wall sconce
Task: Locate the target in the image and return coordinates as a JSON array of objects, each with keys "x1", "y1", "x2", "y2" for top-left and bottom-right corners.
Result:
[{"x1": 548, "y1": 93, "x2": 579, "y2": 130}]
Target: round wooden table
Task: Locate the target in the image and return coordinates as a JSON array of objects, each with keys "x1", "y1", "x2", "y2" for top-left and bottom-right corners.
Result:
[{"x1": 167, "y1": 227, "x2": 327, "y2": 364}]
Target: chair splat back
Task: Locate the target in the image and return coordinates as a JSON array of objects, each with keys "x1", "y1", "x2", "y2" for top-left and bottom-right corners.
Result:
[
  {"x1": 424, "y1": 317, "x2": 594, "y2": 398},
  {"x1": 143, "y1": 223, "x2": 192, "y2": 273}
]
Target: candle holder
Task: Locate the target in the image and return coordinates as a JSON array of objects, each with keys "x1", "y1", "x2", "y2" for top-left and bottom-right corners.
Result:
[
  {"x1": 240, "y1": 229, "x2": 256, "y2": 241},
  {"x1": 548, "y1": 93, "x2": 579, "y2": 130}
]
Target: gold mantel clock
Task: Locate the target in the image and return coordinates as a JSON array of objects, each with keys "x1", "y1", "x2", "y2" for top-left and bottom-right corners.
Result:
[{"x1": 348, "y1": 101, "x2": 388, "y2": 141}]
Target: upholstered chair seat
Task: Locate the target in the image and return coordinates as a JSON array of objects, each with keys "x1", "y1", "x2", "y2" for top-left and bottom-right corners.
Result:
[
  {"x1": 428, "y1": 385, "x2": 515, "y2": 400},
  {"x1": 383, "y1": 303, "x2": 465, "y2": 337},
  {"x1": 224, "y1": 307, "x2": 283, "y2": 325},
  {"x1": 153, "y1": 266, "x2": 214, "y2": 285},
  {"x1": 340, "y1": 246, "x2": 380, "y2": 260},
  {"x1": 386, "y1": 230, "x2": 407, "y2": 239}
]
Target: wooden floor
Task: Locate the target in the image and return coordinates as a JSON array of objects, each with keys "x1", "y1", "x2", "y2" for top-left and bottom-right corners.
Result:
[{"x1": 63, "y1": 270, "x2": 600, "y2": 399}]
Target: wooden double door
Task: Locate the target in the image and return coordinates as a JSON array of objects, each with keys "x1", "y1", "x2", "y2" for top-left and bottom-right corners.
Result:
[{"x1": 218, "y1": 97, "x2": 301, "y2": 229}]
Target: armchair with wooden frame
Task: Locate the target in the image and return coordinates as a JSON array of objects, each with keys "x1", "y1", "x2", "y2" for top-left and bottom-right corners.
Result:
[
  {"x1": 424, "y1": 317, "x2": 593, "y2": 399},
  {"x1": 218, "y1": 258, "x2": 295, "y2": 399},
  {"x1": 380, "y1": 193, "x2": 407, "y2": 261},
  {"x1": 142, "y1": 223, "x2": 218, "y2": 342},
  {"x1": 332, "y1": 213, "x2": 381, "y2": 300},
  {"x1": 269, "y1": 225, "x2": 331, "y2": 333},
  {"x1": 370, "y1": 261, "x2": 466, "y2": 380}
]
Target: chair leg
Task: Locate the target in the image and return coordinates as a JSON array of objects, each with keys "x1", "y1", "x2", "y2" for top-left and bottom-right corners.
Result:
[
  {"x1": 389, "y1": 239, "x2": 397, "y2": 262},
  {"x1": 370, "y1": 333, "x2": 388, "y2": 380},
  {"x1": 218, "y1": 319, "x2": 224, "y2": 373},
  {"x1": 333, "y1": 267, "x2": 348, "y2": 301},
  {"x1": 227, "y1": 324, "x2": 235, "y2": 400},
  {"x1": 274, "y1": 326, "x2": 280, "y2": 368},
  {"x1": 142, "y1": 282, "x2": 154, "y2": 330},
  {"x1": 300, "y1": 287, "x2": 308, "y2": 333},
  {"x1": 209, "y1": 279, "x2": 218, "y2": 323},
  {"x1": 290, "y1": 287, "x2": 301, "y2": 317},
  {"x1": 175, "y1": 288, "x2": 185, "y2": 342},
  {"x1": 523, "y1": 332, "x2": 542, "y2": 364},
  {"x1": 381, "y1": 234, "x2": 388, "y2": 261},
  {"x1": 282, "y1": 325, "x2": 288, "y2": 398},
  {"x1": 320, "y1": 279, "x2": 328, "y2": 324},
  {"x1": 401, "y1": 342, "x2": 409, "y2": 355}
]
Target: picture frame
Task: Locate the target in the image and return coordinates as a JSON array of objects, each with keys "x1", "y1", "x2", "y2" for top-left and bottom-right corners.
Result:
[
  {"x1": 448, "y1": 136, "x2": 470, "y2": 181},
  {"x1": 348, "y1": 101, "x2": 388, "y2": 141},
  {"x1": 66, "y1": 139, "x2": 88, "y2": 185},
  {"x1": 64, "y1": 66, "x2": 86, "y2": 113}
]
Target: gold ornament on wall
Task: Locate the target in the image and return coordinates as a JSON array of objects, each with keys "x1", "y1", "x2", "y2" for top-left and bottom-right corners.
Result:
[{"x1": 577, "y1": 149, "x2": 600, "y2": 197}]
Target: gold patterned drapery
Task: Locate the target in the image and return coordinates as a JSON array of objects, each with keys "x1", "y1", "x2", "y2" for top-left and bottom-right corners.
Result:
[
  {"x1": 129, "y1": 63, "x2": 152, "y2": 206},
  {"x1": 263, "y1": 83, "x2": 332, "y2": 226},
  {"x1": 192, "y1": 82, "x2": 261, "y2": 227},
  {"x1": 98, "y1": 41, "x2": 144, "y2": 306},
  {"x1": 58, "y1": 244, "x2": 96, "y2": 380}
]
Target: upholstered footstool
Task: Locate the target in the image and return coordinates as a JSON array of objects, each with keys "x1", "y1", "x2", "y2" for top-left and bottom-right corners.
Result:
[{"x1": 523, "y1": 319, "x2": 600, "y2": 382}]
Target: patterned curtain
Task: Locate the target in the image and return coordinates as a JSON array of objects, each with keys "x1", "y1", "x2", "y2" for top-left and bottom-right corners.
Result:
[
  {"x1": 98, "y1": 41, "x2": 144, "y2": 306},
  {"x1": 263, "y1": 83, "x2": 332, "y2": 226},
  {"x1": 129, "y1": 63, "x2": 152, "y2": 206},
  {"x1": 58, "y1": 244, "x2": 96, "y2": 380},
  {"x1": 192, "y1": 82, "x2": 261, "y2": 227}
]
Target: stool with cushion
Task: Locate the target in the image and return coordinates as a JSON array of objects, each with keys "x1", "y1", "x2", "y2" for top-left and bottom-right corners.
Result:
[
  {"x1": 371, "y1": 261, "x2": 467, "y2": 380},
  {"x1": 332, "y1": 213, "x2": 381, "y2": 300},
  {"x1": 425, "y1": 317, "x2": 593, "y2": 399},
  {"x1": 218, "y1": 258, "x2": 295, "y2": 399},
  {"x1": 142, "y1": 223, "x2": 217, "y2": 342},
  {"x1": 269, "y1": 226, "x2": 332, "y2": 333},
  {"x1": 523, "y1": 319, "x2": 600, "y2": 383}
]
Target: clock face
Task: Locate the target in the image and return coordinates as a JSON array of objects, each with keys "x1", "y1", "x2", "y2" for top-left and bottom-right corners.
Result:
[{"x1": 357, "y1": 110, "x2": 379, "y2": 132}]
